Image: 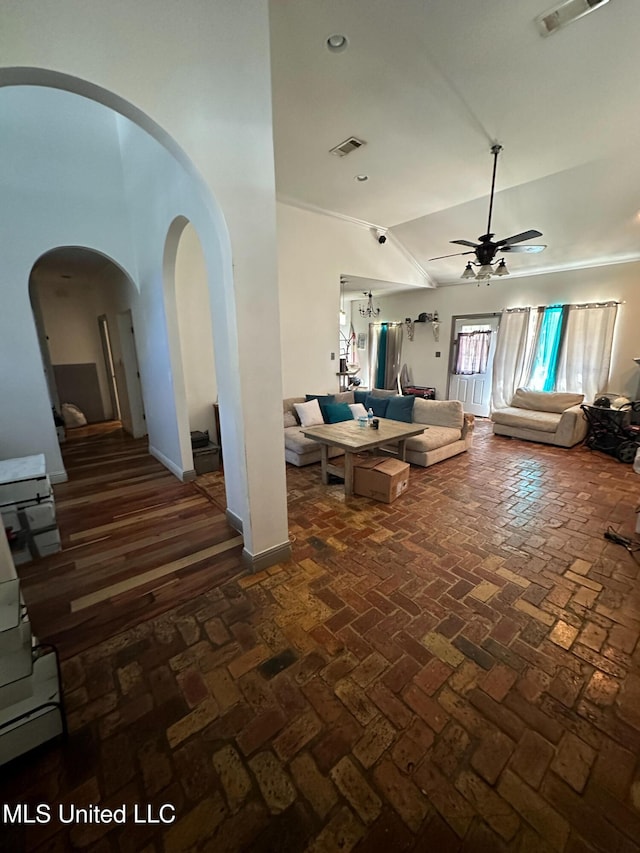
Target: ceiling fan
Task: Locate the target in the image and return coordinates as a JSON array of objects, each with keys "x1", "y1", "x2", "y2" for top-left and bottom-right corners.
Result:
[{"x1": 429, "y1": 144, "x2": 546, "y2": 279}]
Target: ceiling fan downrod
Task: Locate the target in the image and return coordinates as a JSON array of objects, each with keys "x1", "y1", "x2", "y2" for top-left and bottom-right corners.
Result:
[{"x1": 482, "y1": 143, "x2": 503, "y2": 242}]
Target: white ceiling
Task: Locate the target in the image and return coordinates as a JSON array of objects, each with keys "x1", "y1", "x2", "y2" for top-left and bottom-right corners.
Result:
[{"x1": 269, "y1": 0, "x2": 640, "y2": 286}]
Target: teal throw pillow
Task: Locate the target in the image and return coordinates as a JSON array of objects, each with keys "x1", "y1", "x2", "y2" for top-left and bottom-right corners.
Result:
[
  {"x1": 364, "y1": 394, "x2": 389, "y2": 418},
  {"x1": 354, "y1": 390, "x2": 369, "y2": 405},
  {"x1": 321, "y1": 402, "x2": 354, "y2": 424},
  {"x1": 386, "y1": 395, "x2": 415, "y2": 423}
]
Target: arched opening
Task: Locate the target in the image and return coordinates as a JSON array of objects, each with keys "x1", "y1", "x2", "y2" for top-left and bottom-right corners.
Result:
[{"x1": 28, "y1": 246, "x2": 145, "y2": 443}]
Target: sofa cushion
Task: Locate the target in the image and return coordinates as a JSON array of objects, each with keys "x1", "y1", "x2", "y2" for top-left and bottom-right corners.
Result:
[
  {"x1": 283, "y1": 411, "x2": 298, "y2": 428},
  {"x1": 349, "y1": 403, "x2": 368, "y2": 419},
  {"x1": 365, "y1": 394, "x2": 389, "y2": 418},
  {"x1": 354, "y1": 390, "x2": 369, "y2": 405},
  {"x1": 283, "y1": 397, "x2": 305, "y2": 424},
  {"x1": 322, "y1": 402, "x2": 353, "y2": 423},
  {"x1": 369, "y1": 388, "x2": 398, "y2": 399},
  {"x1": 306, "y1": 393, "x2": 335, "y2": 408},
  {"x1": 294, "y1": 398, "x2": 324, "y2": 427},
  {"x1": 492, "y1": 406, "x2": 562, "y2": 433},
  {"x1": 413, "y1": 398, "x2": 464, "y2": 429},
  {"x1": 386, "y1": 395, "x2": 415, "y2": 423},
  {"x1": 334, "y1": 391, "x2": 355, "y2": 405},
  {"x1": 511, "y1": 388, "x2": 584, "y2": 413},
  {"x1": 405, "y1": 426, "x2": 462, "y2": 452},
  {"x1": 284, "y1": 427, "x2": 325, "y2": 454}
]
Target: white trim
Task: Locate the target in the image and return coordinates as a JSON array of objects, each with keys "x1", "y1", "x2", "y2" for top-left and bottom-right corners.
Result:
[{"x1": 148, "y1": 444, "x2": 189, "y2": 482}]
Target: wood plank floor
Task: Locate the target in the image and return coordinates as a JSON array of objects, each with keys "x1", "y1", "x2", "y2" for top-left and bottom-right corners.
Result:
[{"x1": 15, "y1": 422, "x2": 244, "y2": 659}]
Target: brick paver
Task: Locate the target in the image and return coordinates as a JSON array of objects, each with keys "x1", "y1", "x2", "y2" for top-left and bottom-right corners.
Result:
[{"x1": 4, "y1": 421, "x2": 640, "y2": 852}]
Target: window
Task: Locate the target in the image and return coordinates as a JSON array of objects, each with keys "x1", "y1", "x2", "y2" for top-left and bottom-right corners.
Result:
[{"x1": 454, "y1": 327, "x2": 491, "y2": 375}]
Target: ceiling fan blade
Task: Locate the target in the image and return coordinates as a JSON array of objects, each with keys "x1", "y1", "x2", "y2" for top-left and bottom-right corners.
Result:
[
  {"x1": 495, "y1": 229, "x2": 543, "y2": 247},
  {"x1": 428, "y1": 250, "x2": 475, "y2": 261},
  {"x1": 500, "y1": 244, "x2": 546, "y2": 254},
  {"x1": 450, "y1": 239, "x2": 479, "y2": 248}
]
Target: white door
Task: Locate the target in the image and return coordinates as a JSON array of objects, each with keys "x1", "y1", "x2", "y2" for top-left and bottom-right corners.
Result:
[
  {"x1": 115, "y1": 310, "x2": 147, "y2": 438},
  {"x1": 448, "y1": 315, "x2": 500, "y2": 417}
]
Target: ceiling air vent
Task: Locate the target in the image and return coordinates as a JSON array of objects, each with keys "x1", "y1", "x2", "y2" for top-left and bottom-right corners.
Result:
[
  {"x1": 536, "y1": 0, "x2": 610, "y2": 36},
  {"x1": 329, "y1": 136, "x2": 366, "y2": 157}
]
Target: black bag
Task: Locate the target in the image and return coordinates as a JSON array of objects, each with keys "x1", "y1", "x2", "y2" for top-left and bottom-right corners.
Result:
[{"x1": 190, "y1": 430, "x2": 210, "y2": 449}]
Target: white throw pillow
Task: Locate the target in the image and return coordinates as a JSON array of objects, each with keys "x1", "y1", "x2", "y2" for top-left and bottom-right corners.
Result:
[
  {"x1": 294, "y1": 398, "x2": 325, "y2": 427},
  {"x1": 349, "y1": 403, "x2": 368, "y2": 419}
]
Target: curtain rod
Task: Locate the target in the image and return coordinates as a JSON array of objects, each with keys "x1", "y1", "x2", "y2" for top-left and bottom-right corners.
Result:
[{"x1": 504, "y1": 300, "x2": 622, "y2": 313}]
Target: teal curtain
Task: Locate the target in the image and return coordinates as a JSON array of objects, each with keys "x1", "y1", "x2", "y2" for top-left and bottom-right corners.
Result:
[
  {"x1": 376, "y1": 324, "x2": 388, "y2": 389},
  {"x1": 529, "y1": 306, "x2": 565, "y2": 391}
]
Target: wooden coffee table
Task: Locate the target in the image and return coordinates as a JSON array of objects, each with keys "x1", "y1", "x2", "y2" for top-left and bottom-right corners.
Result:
[{"x1": 301, "y1": 417, "x2": 426, "y2": 496}]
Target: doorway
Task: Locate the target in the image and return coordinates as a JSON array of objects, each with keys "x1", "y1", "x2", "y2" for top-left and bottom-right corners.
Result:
[{"x1": 447, "y1": 314, "x2": 501, "y2": 417}]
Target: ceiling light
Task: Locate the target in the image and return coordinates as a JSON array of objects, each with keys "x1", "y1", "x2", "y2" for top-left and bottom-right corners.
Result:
[
  {"x1": 326, "y1": 34, "x2": 348, "y2": 52},
  {"x1": 461, "y1": 263, "x2": 476, "y2": 280},
  {"x1": 355, "y1": 174, "x2": 368, "y2": 182},
  {"x1": 359, "y1": 291, "x2": 380, "y2": 318},
  {"x1": 536, "y1": 0, "x2": 610, "y2": 36},
  {"x1": 494, "y1": 259, "x2": 510, "y2": 276}
]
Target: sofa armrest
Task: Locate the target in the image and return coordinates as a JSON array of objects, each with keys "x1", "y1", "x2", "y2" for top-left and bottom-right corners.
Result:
[
  {"x1": 555, "y1": 404, "x2": 588, "y2": 447},
  {"x1": 461, "y1": 413, "x2": 475, "y2": 438}
]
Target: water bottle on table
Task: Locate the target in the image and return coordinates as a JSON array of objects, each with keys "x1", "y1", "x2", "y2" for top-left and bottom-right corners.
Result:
[{"x1": 367, "y1": 407, "x2": 374, "y2": 426}]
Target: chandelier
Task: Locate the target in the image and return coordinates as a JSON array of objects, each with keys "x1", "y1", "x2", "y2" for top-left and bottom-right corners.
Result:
[
  {"x1": 461, "y1": 258, "x2": 509, "y2": 282},
  {"x1": 359, "y1": 291, "x2": 380, "y2": 318}
]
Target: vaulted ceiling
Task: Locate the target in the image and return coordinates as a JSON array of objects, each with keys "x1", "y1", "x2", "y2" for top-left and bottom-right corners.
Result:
[{"x1": 269, "y1": 0, "x2": 640, "y2": 286}]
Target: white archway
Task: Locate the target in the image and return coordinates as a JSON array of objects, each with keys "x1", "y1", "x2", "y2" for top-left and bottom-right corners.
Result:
[{"x1": 0, "y1": 68, "x2": 290, "y2": 569}]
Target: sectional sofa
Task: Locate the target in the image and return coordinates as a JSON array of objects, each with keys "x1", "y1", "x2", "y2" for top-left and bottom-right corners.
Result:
[{"x1": 283, "y1": 389, "x2": 474, "y2": 468}]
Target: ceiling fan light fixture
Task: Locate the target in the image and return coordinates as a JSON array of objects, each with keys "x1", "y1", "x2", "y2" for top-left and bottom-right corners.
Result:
[
  {"x1": 494, "y1": 259, "x2": 510, "y2": 276},
  {"x1": 461, "y1": 262, "x2": 476, "y2": 280},
  {"x1": 477, "y1": 265, "x2": 494, "y2": 279}
]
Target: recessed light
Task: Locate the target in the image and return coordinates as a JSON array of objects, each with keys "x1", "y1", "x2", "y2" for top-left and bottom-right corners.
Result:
[
  {"x1": 326, "y1": 34, "x2": 348, "y2": 52},
  {"x1": 355, "y1": 175, "x2": 368, "y2": 182}
]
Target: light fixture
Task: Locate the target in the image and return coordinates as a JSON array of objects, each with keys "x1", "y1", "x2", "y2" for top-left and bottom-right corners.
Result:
[
  {"x1": 326, "y1": 33, "x2": 348, "y2": 52},
  {"x1": 355, "y1": 174, "x2": 369, "y2": 182},
  {"x1": 359, "y1": 291, "x2": 381, "y2": 318},
  {"x1": 460, "y1": 258, "x2": 510, "y2": 283},
  {"x1": 462, "y1": 263, "x2": 476, "y2": 280},
  {"x1": 339, "y1": 277, "x2": 347, "y2": 325}
]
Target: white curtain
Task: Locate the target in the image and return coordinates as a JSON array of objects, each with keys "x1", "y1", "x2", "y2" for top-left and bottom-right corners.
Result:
[
  {"x1": 555, "y1": 303, "x2": 618, "y2": 403},
  {"x1": 491, "y1": 309, "x2": 541, "y2": 410}
]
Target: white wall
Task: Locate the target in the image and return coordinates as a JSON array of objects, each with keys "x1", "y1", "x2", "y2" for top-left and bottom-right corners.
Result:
[
  {"x1": 371, "y1": 262, "x2": 640, "y2": 400},
  {"x1": 0, "y1": 0, "x2": 290, "y2": 562},
  {"x1": 175, "y1": 224, "x2": 217, "y2": 438},
  {"x1": 276, "y1": 202, "x2": 428, "y2": 397}
]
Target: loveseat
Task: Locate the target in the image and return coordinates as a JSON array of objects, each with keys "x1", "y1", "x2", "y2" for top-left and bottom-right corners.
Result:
[
  {"x1": 491, "y1": 388, "x2": 587, "y2": 447},
  {"x1": 283, "y1": 389, "x2": 474, "y2": 468}
]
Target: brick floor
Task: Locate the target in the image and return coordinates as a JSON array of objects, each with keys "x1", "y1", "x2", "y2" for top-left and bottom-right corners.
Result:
[{"x1": 2, "y1": 420, "x2": 640, "y2": 851}]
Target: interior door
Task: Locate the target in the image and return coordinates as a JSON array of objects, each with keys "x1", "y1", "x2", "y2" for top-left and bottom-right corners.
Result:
[{"x1": 447, "y1": 315, "x2": 500, "y2": 417}]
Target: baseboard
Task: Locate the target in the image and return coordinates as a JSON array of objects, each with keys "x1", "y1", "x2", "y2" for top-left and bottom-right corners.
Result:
[
  {"x1": 225, "y1": 509, "x2": 243, "y2": 533},
  {"x1": 148, "y1": 444, "x2": 191, "y2": 482},
  {"x1": 242, "y1": 540, "x2": 292, "y2": 573},
  {"x1": 50, "y1": 471, "x2": 68, "y2": 484}
]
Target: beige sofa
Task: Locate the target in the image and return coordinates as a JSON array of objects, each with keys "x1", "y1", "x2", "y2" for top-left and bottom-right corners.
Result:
[
  {"x1": 283, "y1": 390, "x2": 474, "y2": 468},
  {"x1": 491, "y1": 388, "x2": 587, "y2": 447}
]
